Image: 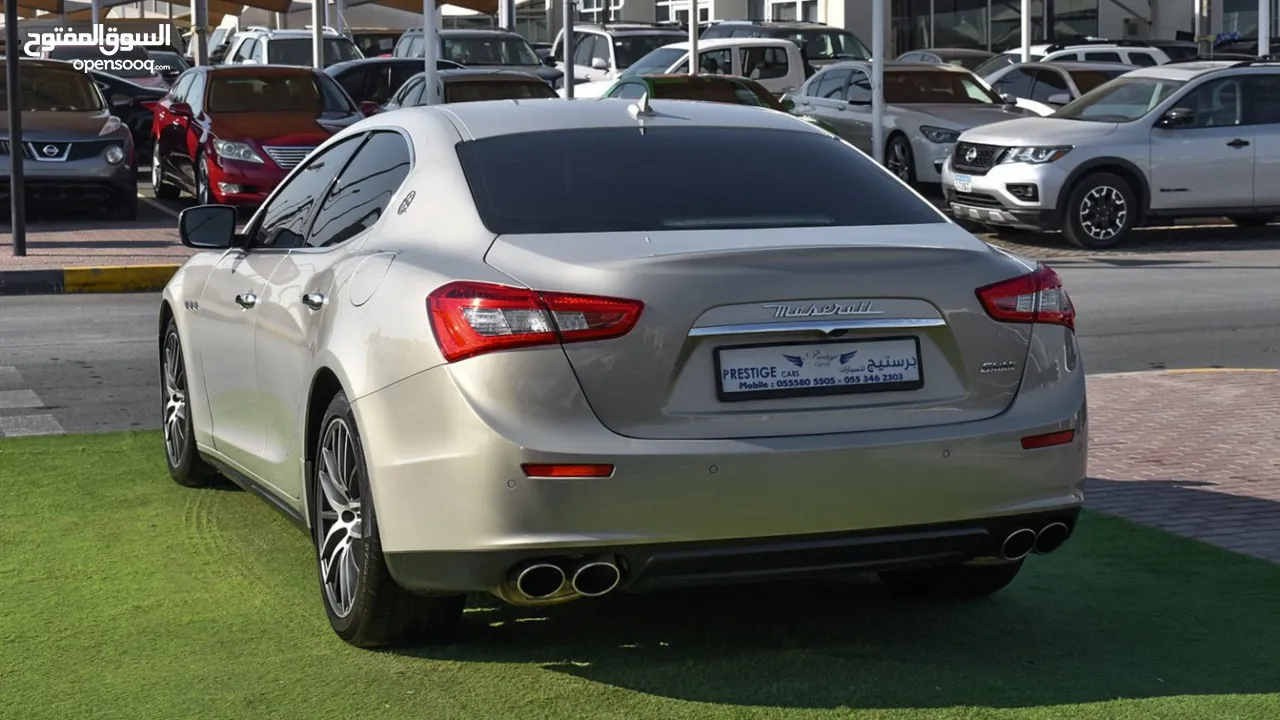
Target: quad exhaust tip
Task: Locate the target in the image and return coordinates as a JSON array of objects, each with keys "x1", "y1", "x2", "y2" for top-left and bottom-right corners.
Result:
[
  {"x1": 1034, "y1": 522, "x2": 1070, "y2": 555},
  {"x1": 572, "y1": 561, "x2": 621, "y2": 597},
  {"x1": 515, "y1": 563, "x2": 566, "y2": 599},
  {"x1": 1001, "y1": 528, "x2": 1037, "y2": 560}
]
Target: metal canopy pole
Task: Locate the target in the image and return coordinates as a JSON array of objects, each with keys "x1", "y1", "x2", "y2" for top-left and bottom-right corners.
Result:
[
  {"x1": 6, "y1": 0, "x2": 27, "y2": 257},
  {"x1": 871, "y1": 0, "x2": 884, "y2": 164},
  {"x1": 422, "y1": 2, "x2": 441, "y2": 104},
  {"x1": 191, "y1": 0, "x2": 209, "y2": 66},
  {"x1": 91, "y1": 0, "x2": 102, "y2": 24},
  {"x1": 1261, "y1": 0, "x2": 1272, "y2": 57},
  {"x1": 312, "y1": 0, "x2": 325, "y2": 68},
  {"x1": 688, "y1": 0, "x2": 698, "y2": 73},
  {"x1": 562, "y1": 0, "x2": 574, "y2": 98},
  {"x1": 1019, "y1": 0, "x2": 1030, "y2": 61}
]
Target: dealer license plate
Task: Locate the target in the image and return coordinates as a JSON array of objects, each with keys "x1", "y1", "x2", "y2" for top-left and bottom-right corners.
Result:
[
  {"x1": 953, "y1": 173, "x2": 972, "y2": 193},
  {"x1": 715, "y1": 337, "x2": 924, "y2": 402}
]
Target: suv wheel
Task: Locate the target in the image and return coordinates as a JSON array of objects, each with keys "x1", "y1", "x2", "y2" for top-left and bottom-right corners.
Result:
[{"x1": 1062, "y1": 172, "x2": 1136, "y2": 250}]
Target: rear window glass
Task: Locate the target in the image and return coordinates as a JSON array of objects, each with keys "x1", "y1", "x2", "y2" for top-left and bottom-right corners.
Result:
[
  {"x1": 445, "y1": 79, "x2": 558, "y2": 103},
  {"x1": 455, "y1": 126, "x2": 944, "y2": 234},
  {"x1": 650, "y1": 78, "x2": 774, "y2": 107}
]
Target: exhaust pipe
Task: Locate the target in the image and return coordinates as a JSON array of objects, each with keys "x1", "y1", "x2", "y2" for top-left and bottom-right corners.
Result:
[
  {"x1": 571, "y1": 561, "x2": 621, "y2": 597},
  {"x1": 1034, "y1": 522, "x2": 1070, "y2": 554},
  {"x1": 1000, "y1": 528, "x2": 1036, "y2": 560},
  {"x1": 514, "y1": 563, "x2": 566, "y2": 600}
]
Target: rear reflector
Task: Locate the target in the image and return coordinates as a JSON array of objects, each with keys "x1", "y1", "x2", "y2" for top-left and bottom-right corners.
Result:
[
  {"x1": 427, "y1": 281, "x2": 644, "y2": 363},
  {"x1": 1021, "y1": 430, "x2": 1075, "y2": 450},
  {"x1": 976, "y1": 263, "x2": 1075, "y2": 331},
  {"x1": 521, "y1": 464, "x2": 615, "y2": 478}
]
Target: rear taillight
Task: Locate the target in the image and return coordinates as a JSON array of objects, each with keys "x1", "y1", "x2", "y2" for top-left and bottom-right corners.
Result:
[
  {"x1": 975, "y1": 264, "x2": 1074, "y2": 331},
  {"x1": 427, "y1": 280, "x2": 644, "y2": 363}
]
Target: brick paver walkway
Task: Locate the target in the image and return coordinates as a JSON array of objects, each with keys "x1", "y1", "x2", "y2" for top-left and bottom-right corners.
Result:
[{"x1": 1086, "y1": 370, "x2": 1280, "y2": 563}]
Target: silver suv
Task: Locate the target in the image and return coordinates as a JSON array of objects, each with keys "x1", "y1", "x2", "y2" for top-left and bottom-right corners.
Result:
[
  {"x1": 223, "y1": 26, "x2": 363, "y2": 68},
  {"x1": 942, "y1": 59, "x2": 1280, "y2": 248}
]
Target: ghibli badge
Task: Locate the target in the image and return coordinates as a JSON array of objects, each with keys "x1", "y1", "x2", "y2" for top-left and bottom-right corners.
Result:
[{"x1": 980, "y1": 361, "x2": 1017, "y2": 374}]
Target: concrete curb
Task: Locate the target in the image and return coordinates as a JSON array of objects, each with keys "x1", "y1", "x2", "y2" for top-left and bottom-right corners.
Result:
[{"x1": 0, "y1": 264, "x2": 181, "y2": 295}]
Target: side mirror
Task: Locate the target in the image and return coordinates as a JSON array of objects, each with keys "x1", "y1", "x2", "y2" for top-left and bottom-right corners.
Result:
[
  {"x1": 1046, "y1": 92, "x2": 1072, "y2": 105},
  {"x1": 169, "y1": 102, "x2": 193, "y2": 117},
  {"x1": 780, "y1": 97, "x2": 795, "y2": 112},
  {"x1": 110, "y1": 94, "x2": 132, "y2": 108},
  {"x1": 999, "y1": 92, "x2": 1017, "y2": 104},
  {"x1": 179, "y1": 205, "x2": 238, "y2": 249},
  {"x1": 359, "y1": 100, "x2": 381, "y2": 116},
  {"x1": 1159, "y1": 106, "x2": 1196, "y2": 128},
  {"x1": 590, "y1": 57, "x2": 609, "y2": 71},
  {"x1": 542, "y1": 54, "x2": 556, "y2": 66}
]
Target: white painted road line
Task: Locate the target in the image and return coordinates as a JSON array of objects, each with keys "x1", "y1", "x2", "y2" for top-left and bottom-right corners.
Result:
[
  {"x1": 138, "y1": 193, "x2": 181, "y2": 219},
  {"x1": 0, "y1": 389, "x2": 44, "y2": 410},
  {"x1": 0, "y1": 414, "x2": 65, "y2": 438}
]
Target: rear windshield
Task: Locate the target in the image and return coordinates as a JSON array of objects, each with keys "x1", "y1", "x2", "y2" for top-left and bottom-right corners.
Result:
[
  {"x1": 0, "y1": 65, "x2": 104, "y2": 110},
  {"x1": 1067, "y1": 68, "x2": 1128, "y2": 94},
  {"x1": 445, "y1": 79, "x2": 559, "y2": 102},
  {"x1": 208, "y1": 73, "x2": 354, "y2": 114},
  {"x1": 455, "y1": 126, "x2": 943, "y2": 234},
  {"x1": 47, "y1": 44, "x2": 158, "y2": 78},
  {"x1": 884, "y1": 70, "x2": 1001, "y2": 103},
  {"x1": 269, "y1": 38, "x2": 362, "y2": 67},
  {"x1": 650, "y1": 78, "x2": 780, "y2": 108},
  {"x1": 613, "y1": 34, "x2": 686, "y2": 69}
]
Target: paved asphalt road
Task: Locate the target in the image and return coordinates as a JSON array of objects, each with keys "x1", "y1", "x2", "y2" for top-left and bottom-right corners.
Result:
[{"x1": 2, "y1": 249, "x2": 1279, "y2": 436}]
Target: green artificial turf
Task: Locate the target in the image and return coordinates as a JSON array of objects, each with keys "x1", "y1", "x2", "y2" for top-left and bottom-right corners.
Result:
[{"x1": 2, "y1": 431, "x2": 1278, "y2": 720}]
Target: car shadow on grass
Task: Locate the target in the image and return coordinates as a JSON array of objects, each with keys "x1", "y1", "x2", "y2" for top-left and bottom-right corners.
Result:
[{"x1": 392, "y1": 511, "x2": 1280, "y2": 711}]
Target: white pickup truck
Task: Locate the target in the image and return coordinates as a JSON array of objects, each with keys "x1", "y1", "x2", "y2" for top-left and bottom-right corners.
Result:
[{"x1": 562, "y1": 37, "x2": 809, "y2": 99}]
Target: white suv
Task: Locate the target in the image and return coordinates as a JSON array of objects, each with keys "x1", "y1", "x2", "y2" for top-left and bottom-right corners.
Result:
[
  {"x1": 223, "y1": 26, "x2": 364, "y2": 68},
  {"x1": 550, "y1": 22, "x2": 688, "y2": 84},
  {"x1": 974, "y1": 40, "x2": 1170, "y2": 80}
]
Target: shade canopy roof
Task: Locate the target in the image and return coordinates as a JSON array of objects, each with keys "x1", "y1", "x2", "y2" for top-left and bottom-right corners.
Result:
[{"x1": 3, "y1": 0, "x2": 496, "y2": 16}]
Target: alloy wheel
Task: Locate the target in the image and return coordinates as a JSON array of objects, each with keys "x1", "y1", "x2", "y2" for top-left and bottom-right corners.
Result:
[
  {"x1": 1078, "y1": 185, "x2": 1127, "y2": 242},
  {"x1": 161, "y1": 332, "x2": 187, "y2": 468},
  {"x1": 886, "y1": 141, "x2": 911, "y2": 181},
  {"x1": 317, "y1": 417, "x2": 364, "y2": 619},
  {"x1": 197, "y1": 160, "x2": 211, "y2": 205}
]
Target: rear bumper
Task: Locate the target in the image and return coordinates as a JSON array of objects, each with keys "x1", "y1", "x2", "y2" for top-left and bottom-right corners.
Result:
[
  {"x1": 352, "y1": 325, "x2": 1088, "y2": 596},
  {"x1": 385, "y1": 508, "x2": 1082, "y2": 595}
]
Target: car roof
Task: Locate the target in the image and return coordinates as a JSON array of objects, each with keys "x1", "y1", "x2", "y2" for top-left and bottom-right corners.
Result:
[
  {"x1": 204, "y1": 63, "x2": 320, "y2": 75},
  {"x1": 913, "y1": 48, "x2": 994, "y2": 57},
  {"x1": 429, "y1": 69, "x2": 548, "y2": 82},
  {"x1": 428, "y1": 96, "x2": 816, "y2": 141},
  {"x1": 710, "y1": 20, "x2": 844, "y2": 31},
  {"x1": 1121, "y1": 60, "x2": 1240, "y2": 80},
  {"x1": 661, "y1": 37, "x2": 800, "y2": 51},
  {"x1": 822, "y1": 60, "x2": 975, "y2": 73},
  {"x1": 1024, "y1": 60, "x2": 1137, "y2": 71}
]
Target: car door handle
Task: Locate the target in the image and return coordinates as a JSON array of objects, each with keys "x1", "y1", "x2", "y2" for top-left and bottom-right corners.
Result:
[
  {"x1": 1228, "y1": 138, "x2": 1250, "y2": 148},
  {"x1": 301, "y1": 292, "x2": 325, "y2": 310},
  {"x1": 235, "y1": 292, "x2": 258, "y2": 309}
]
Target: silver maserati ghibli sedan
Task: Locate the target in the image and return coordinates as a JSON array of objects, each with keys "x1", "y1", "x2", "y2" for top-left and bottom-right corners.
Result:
[{"x1": 159, "y1": 96, "x2": 1087, "y2": 648}]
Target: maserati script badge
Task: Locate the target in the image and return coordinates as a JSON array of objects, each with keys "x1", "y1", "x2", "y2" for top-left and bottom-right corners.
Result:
[
  {"x1": 761, "y1": 302, "x2": 881, "y2": 319},
  {"x1": 980, "y1": 361, "x2": 1017, "y2": 374}
]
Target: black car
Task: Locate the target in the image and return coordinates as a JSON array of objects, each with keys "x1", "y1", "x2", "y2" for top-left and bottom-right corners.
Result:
[
  {"x1": 325, "y1": 57, "x2": 465, "y2": 110},
  {"x1": 89, "y1": 70, "x2": 167, "y2": 163},
  {"x1": 147, "y1": 48, "x2": 190, "y2": 85},
  {"x1": 392, "y1": 28, "x2": 563, "y2": 86}
]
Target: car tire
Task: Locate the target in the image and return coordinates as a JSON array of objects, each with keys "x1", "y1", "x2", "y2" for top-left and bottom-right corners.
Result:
[
  {"x1": 1228, "y1": 214, "x2": 1275, "y2": 228},
  {"x1": 161, "y1": 317, "x2": 221, "y2": 488},
  {"x1": 877, "y1": 560, "x2": 1024, "y2": 600},
  {"x1": 196, "y1": 152, "x2": 216, "y2": 205},
  {"x1": 152, "y1": 151, "x2": 182, "y2": 200},
  {"x1": 885, "y1": 134, "x2": 916, "y2": 186},
  {"x1": 1062, "y1": 172, "x2": 1136, "y2": 250},
  {"x1": 313, "y1": 391, "x2": 467, "y2": 648}
]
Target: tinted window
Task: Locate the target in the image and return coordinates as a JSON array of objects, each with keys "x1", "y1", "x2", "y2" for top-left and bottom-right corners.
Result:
[
  {"x1": 613, "y1": 33, "x2": 685, "y2": 69},
  {"x1": 993, "y1": 68, "x2": 1035, "y2": 97},
  {"x1": 1082, "y1": 51, "x2": 1123, "y2": 63},
  {"x1": 786, "y1": 29, "x2": 869, "y2": 60},
  {"x1": 973, "y1": 54, "x2": 1015, "y2": 78},
  {"x1": 46, "y1": 45, "x2": 158, "y2": 79},
  {"x1": 401, "y1": 79, "x2": 426, "y2": 106},
  {"x1": 847, "y1": 71, "x2": 871, "y2": 103},
  {"x1": 444, "y1": 79, "x2": 558, "y2": 103},
  {"x1": 648, "y1": 77, "x2": 772, "y2": 106},
  {"x1": 0, "y1": 64, "x2": 103, "y2": 110},
  {"x1": 1028, "y1": 69, "x2": 1069, "y2": 102},
  {"x1": 611, "y1": 80, "x2": 648, "y2": 98},
  {"x1": 811, "y1": 68, "x2": 850, "y2": 98},
  {"x1": 208, "y1": 72, "x2": 353, "y2": 114},
  {"x1": 884, "y1": 69, "x2": 1000, "y2": 103},
  {"x1": 619, "y1": 47, "x2": 685, "y2": 77},
  {"x1": 1128, "y1": 52, "x2": 1158, "y2": 66},
  {"x1": 442, "y1": 35, "x2": 541, "y2": 66},
  {"x1": 334, "y1": 66, "x2": 368, "y2": 100},
  {"x1": 455, "y1": 127, "x2": 943, "y2": 235},
  {"x1": 741, "y1": 45, "x2": 790, "y2": 80},
  {"x1": 1177, "y1": 77, "x2": 1245, "y2": 128},
  {"x1": 1054, "y1": 76, "x2": 1185, "y2": 122},
  {"x1": 1250, "y1": 74, "x2": 1280, "y2": 124},
  {"x1": 186, "y1": 73, "x2": 207, "y2": 113},
  {"x1": 253, "y1": 135, "x2": 363, "y2": 248},
  {"x1": 168, "y1": 72, "x2": 195, "y2": 102},
  {"x1": 1068, "y1": 69, "x2": 1127, "y2": 94},
  {"x1": 307, "y1": 132, "x2": 411, "y2": 247},
  {"x1": 268, "y1": 38, "x2": 362, "y2": 67}
]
